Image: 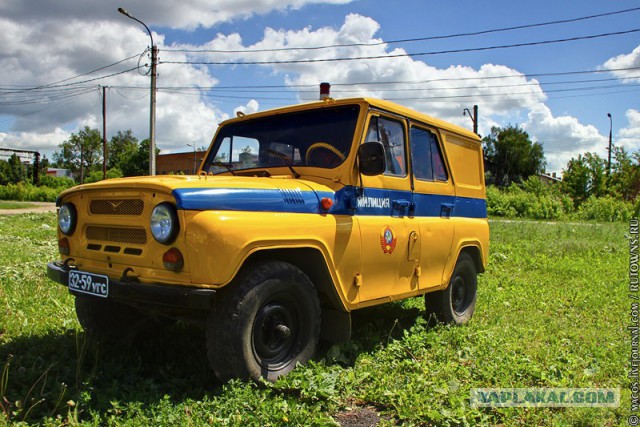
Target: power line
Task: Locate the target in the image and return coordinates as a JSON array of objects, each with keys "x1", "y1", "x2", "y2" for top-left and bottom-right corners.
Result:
[
  {"x1": 160, "y1": 28, "x2": 640, "y2": 66},
  {"x1": 0, "y1": 58, "x2": 143, "y2": 93},
  {"x1": 164, "y1": 6, "x2": 640, "y2": 54},
  {"x1": 108, "y1": 66, "x2": 640, "y2": 92}
]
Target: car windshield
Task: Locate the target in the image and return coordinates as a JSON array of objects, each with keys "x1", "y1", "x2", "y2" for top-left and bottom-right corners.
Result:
[{"x1": 202, "y1": 105, "x2": 360, "y2": 174}]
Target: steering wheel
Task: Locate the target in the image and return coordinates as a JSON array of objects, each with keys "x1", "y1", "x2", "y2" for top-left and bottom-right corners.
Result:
[{"x1": 305, "y1": 142, "x2": 346, "y2": 166}]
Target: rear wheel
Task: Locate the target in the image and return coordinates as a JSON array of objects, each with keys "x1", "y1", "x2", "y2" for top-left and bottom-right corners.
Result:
[
  {"x1": 425, "y1": 252, "x2": 477, "y2": 325},
  {"x1": 206, "y1": 261, "x2": 321, "y2": 382}
]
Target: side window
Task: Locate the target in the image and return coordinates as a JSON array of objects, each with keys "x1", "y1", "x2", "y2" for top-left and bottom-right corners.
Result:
[
  {"x1": 431, "y1": 138, "x2": 448, "y2": 181},
  {"x1": 366, "y1": 117, "x2": 406, "y2": 176},
  {"x1": 410, "y1": 127, "x2": 448, "y2": 182}
]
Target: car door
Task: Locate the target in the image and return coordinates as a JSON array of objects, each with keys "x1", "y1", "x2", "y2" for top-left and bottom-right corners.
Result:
[
  {"x1": 355, "y1": 113, "x2": 419, "y2": 303},
  {"x1": 409, "y1": 124, "x2": 455, "y2": 290}
]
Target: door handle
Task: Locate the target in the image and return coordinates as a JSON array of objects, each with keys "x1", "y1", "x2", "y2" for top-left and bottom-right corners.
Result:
[
  {"x1": 440, "y1": 203, "x2": 454, "y2": 218},
  {"x1": 392, "y1": 199, "x2": 414, "y2": 218}
]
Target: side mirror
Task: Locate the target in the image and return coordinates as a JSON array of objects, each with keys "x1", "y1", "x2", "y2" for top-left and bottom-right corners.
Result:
[{"x1": 358, "y1": 141, "x2": 386, "y2": 176}]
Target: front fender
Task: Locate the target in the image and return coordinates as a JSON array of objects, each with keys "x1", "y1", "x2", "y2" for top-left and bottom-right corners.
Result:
[{"x1": 183, "y1": 210, "x2": 359, "y2": 293}]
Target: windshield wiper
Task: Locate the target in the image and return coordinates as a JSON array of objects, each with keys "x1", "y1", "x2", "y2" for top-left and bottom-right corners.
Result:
[
  {"x1": 267, "y1": 150, "x2": 300, "y2": 178},
  {"x1": 211, "y1": 162, "x2": 236, "y2": 175}
]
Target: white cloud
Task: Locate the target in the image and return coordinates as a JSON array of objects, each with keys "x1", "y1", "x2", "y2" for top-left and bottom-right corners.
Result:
[
  {"x1": 523, "y1": 103, "x2": 606, "y2": 172},
  {"x1": 0, "y1": 128, "x2": 70, "y2": 155},
  {"x1": 0, "y1": 0, "x2": 354, "y2": 30},
  {"x1": 603, "y1": 45, "x2": 640, "y2": 81},
  {"x1": 617, "y1": 109, "x2": 640, "y2": 152},
  {"x1": 180, "y1": 13, "x2": 546, "y2": 133},
  {"x1": 234, "y1": 100, "x2": 260, "y2": 116},
  {"x1": 0, "y1": 16, "x2": 227, "y2": 156}
]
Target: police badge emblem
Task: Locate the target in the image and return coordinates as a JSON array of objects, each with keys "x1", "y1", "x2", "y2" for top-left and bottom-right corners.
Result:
[{"x1": 380, "y1": 226, "x2": 397, "y2": 255}]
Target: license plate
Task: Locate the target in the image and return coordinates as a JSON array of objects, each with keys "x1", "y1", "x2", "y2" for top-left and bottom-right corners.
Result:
[{"x1": 68, "y1": 270, "x2": 109, "y2": 298}]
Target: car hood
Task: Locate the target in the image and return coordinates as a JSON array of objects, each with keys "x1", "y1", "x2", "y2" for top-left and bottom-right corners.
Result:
[{"x1": 59, "y1": 174, "x2": 344, "y2": 214}]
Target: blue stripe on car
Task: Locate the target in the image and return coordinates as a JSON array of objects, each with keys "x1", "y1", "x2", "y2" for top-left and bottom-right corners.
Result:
[{"x1": 172, "y1": 186, "x2": 487, "y2": 219}]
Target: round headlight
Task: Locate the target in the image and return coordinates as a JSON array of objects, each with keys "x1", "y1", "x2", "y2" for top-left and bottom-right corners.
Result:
[
  {"x1": 150, "y1": 203, "x2": 179, "y2": 244},
  {"x1": 58, "y1": 203, "x2": 77, "y2": 235}
]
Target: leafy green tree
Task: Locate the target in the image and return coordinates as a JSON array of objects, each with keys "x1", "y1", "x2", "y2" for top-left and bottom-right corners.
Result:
[
  {"x1": 0, "y1": 159, "x2": 11, "y2": 185},
  {"x1": 84, "y1": 168, "x2": 124, "y2": 184},
  {"x1": 561, "y1": 152, "x2": 606, "y2": 206},
  {"x1": 107, "y1": 130, "x2": 139, "y2": 170},
  {"x1": 53, "y1": 127, "x2": 103, "y2": 181},
  {"x1": 483, "y1": 125, "x2": 546, "y2": 186},
  {"x1": 609, "y1": 146, "x2": 640, "y2": 201},
  {"x1": 2, "y1": 154, "x2": 28, "y2": 184},
  {"x1": 120, "y1": 139, "x2": 157, "y2": 177}
]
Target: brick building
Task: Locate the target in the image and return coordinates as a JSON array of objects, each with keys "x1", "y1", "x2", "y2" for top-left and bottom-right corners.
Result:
[{"x1": 156, "y1": 151, "x2": 206, "y2": 175}]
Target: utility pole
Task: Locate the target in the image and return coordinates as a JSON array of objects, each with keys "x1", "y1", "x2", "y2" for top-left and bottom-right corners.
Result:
[
  {"x1": 607, "y1": 113, "x2": 613, "y2": 177},
  {"x1": 463, "y1": 105, "x2": 478, "y2": 135},
  {"x1": 102, "y1": 86, "x2": 107, "y2": 180},
  {"x1": 80, "y1": 147, "x2": 84, "y2": 185},
  {"x1": 150, "y1": 44, "x2": 157, "y2": 176}
]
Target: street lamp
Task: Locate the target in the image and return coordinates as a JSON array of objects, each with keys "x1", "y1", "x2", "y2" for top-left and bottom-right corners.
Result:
[
  {"x1": 463, "y1": 105, "x2": 478, "y2": 135},
  {"x1": 118, "y1": 7, "x2": 157, "y2": 176},
  {"x1": 607, "y1": 113, "x2": 613, "y2": 177},
  {"x1": 186, "y1": 142, "x2": 197, "y2": 174}
]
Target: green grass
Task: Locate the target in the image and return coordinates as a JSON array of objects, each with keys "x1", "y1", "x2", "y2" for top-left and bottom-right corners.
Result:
[
  {"x1": 0, "y1": 214, "x2": 629, "y2": 425},
  {"x1": 0, "y1": 201, "x2": 39, "y2": 210}
]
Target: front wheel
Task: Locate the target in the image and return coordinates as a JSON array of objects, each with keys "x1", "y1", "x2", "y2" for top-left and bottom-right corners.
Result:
[
  {"x1": 206, "y1": 261, "x2": 321, "y2": 382},
  {"x1": 425, "y1": 252, "x2": 477, "y2": 325}
]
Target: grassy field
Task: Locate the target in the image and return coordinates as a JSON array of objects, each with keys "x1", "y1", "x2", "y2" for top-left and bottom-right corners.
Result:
[{"x1": 0, "y1": 213, "x2": 629, "y2": 425}]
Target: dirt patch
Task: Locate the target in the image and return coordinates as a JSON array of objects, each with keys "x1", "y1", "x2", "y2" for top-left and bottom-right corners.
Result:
[
  {"x1": 0, "y1": 202, "x2": 56, "y2": 215},
  {"x1": 334, "y1": 405, "x2": 388, "y2": 426}
]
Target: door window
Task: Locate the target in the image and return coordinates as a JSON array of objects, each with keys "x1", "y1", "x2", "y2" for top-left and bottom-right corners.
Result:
[
  {"x1": 410, "y1": 127, "x2": 448, "y2": 182},
  {"x1": 366, "y1": 117, "x2": 406, "y2": 177}
]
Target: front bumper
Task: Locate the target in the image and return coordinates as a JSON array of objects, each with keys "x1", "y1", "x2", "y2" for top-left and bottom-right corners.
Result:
[{"x1": 47, "y1": 261, "x2": 217, "y2": 311}]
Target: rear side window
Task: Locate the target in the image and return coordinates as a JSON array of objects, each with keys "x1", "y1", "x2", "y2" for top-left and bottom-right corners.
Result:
[{"x1": 410, "y1": 127, "x2": 448, "y2": 181}]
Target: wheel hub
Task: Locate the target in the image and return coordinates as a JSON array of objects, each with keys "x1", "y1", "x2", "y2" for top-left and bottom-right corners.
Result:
[{"x1": 253, "y1": 301, "x2": 297, "y2": 367}]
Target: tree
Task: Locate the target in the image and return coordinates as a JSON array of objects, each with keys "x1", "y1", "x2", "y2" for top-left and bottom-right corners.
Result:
[
  {"x1": 120, "y1": 139, "x2": 157, "y2": 177},
  {"x1": 53, "y1": 126, "x2": 102, "y2": 181},
  {"x1": 609, "y1": 146, "x2": 640, "y2": 201},
  {"x1": 0, "y1": 154, "x2": 27, "y2": 185},
  {"x1": 561, "y1": 152, "x2": 606, "y2": 206},
  {"x1": 483, "y1": 125, "x2": 546, "y2": 186},
  {"x1": 107, "y1": 130, "x2": 139, "y2": 170}
]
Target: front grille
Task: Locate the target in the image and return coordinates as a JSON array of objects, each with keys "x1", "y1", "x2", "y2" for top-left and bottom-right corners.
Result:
[
  {"x1": 89, "y1": 199, "x2": 144, "y2": 216},
  {"x1": 85, "y1": 225, "x2": 147, "y2": 244}
]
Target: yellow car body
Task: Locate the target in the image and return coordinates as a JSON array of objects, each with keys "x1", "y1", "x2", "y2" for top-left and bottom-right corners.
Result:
[{"x1": 47, "y1": 97, "x2": 488, "y2": 381}]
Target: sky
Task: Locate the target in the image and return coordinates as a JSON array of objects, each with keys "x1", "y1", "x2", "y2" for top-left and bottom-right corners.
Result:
[{"x1": 0, "y1": 0, "x2": 639, "y2": 173}]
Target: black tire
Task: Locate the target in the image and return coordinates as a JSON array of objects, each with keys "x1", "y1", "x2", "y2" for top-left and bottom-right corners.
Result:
[
  {"x1": 206, "y1": 261, "x2": 321, "y2": 382},
  {"x1": 425, "y1": 252, "x2": 477, "y2": 325},
  {"x1": 75, "y1": 295, "x2": 166, "y2": 343}
]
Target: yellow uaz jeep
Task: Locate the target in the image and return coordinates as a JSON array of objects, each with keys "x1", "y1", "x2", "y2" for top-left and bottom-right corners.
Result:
[{"x1": 47, "y1": 98, "x2": 489, "y2": 382}]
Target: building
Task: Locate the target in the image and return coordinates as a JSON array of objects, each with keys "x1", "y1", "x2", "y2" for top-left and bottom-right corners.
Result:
[
  {"x1": 46, "y1": 168, "x2": 72, "y2": 178},
  {"x1": 539, "y1": 172, "x2": 562, "y2": 184},
  {"x1": 156, "y1": 151, "x2": 206, "y2": 175}
]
